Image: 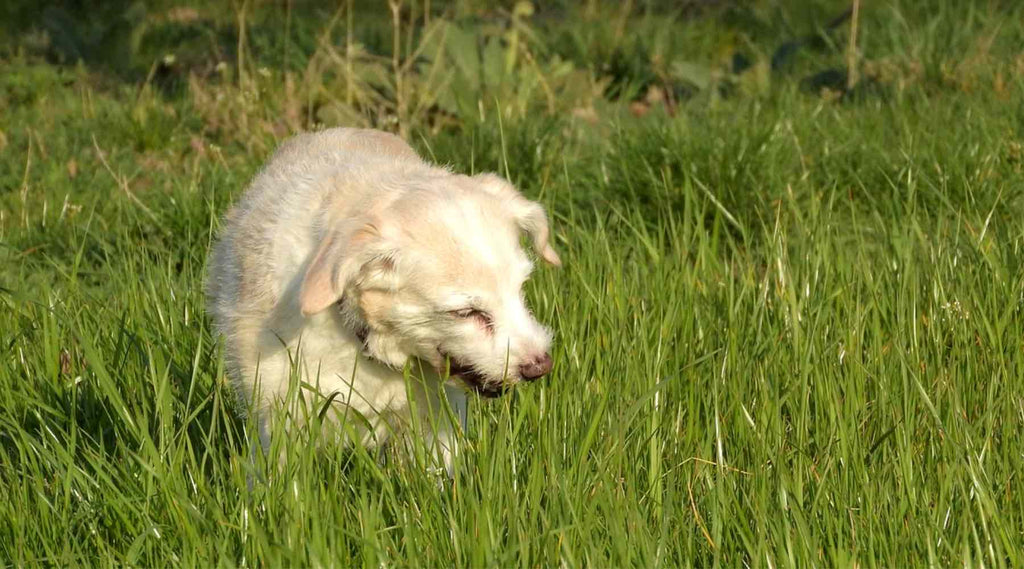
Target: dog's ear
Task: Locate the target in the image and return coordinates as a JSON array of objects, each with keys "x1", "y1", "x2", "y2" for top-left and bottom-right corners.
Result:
[
  {"x1": 475, "y1": 174, "x2": 562, "y2": 267},
  {"x1": 299, "y1": 219, "x2": 392, "y2": 316},
  {"x1": 515, "y1": 200, "x2": 562, "y2": 267}
]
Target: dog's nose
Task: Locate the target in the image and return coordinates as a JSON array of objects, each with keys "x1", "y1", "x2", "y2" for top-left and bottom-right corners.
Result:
[{"x1": 519, "y1": 353, "x2": 553, "y2": 380}]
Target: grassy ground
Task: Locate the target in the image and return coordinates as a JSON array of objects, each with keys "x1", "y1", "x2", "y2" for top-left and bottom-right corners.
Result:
[{"x1": 2, "y1": 0, "x2": 1024, "y2": 565}]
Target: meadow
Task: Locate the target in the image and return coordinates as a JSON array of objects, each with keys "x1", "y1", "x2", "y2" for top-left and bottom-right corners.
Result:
[{"x1": 2, "y1": 0, "x2": 1024, "y2": 565}]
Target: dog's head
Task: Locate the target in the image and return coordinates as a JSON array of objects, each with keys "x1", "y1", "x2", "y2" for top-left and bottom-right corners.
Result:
[{"x1": 298, "y1": 173, "x2": 560, "y2": 397}]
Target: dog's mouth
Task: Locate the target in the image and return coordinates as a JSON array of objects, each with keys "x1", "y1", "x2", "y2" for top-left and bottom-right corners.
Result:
[{"x1": 442, "y1": 354, "x2": 506, "y2": 398}]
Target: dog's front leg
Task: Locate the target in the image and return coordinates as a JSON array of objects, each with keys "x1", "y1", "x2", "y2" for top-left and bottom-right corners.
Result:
[
  {"x1": 418, "y1": 385, "x2": 468, "y2": 478},
  {"x1": 440, "y1": 384, "x2": 468, "y2": 476}
]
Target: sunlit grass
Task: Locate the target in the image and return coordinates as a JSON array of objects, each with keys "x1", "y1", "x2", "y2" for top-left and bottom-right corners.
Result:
[{"x1": 2, "y1": 1, "x2": 1024, "y2": 565}]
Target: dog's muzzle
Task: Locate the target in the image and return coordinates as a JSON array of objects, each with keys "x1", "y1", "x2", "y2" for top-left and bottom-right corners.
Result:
[
  {"x1": 446, "y1": 357, "x2": 506, "y2": 398},
  {"x1": 441, "y1": 352, "x2": 553, "y2": 398}
]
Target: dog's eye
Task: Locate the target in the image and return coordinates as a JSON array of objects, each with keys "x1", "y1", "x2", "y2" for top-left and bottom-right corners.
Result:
[
  {"x1": 450, "y1": 308, "x2": 493, "y2": 330},
  {"x1": 451, "y1": 308, "x2": 484, "y2": 320}
]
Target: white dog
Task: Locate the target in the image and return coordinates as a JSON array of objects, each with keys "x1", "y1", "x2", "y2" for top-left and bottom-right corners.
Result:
[{"x1": 205, "y1": 128, "x2": 560, "y2": 470}]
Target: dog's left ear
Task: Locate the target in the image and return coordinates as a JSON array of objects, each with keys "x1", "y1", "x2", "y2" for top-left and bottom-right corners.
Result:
[
  {"x1": 299, "y1": 218, "x2": 394, "y2": 316},
  {"x1": 475, "y1": 174, "x2": 562, "y2": 267}
]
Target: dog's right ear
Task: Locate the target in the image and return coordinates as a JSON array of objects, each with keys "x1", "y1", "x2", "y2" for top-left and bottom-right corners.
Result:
[{"x1": 299, "y1": 220, "x2": 384, "y2": 316}]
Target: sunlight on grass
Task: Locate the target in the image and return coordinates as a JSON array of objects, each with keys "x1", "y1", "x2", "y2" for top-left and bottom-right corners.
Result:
[{"x1": 2, "y1": 0, "x2": 1023, "y2": 565}]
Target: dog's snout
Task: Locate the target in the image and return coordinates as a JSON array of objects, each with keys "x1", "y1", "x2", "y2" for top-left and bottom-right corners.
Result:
[{"x1": 519, "y1": 353, "x2": 553, "y2": 380}]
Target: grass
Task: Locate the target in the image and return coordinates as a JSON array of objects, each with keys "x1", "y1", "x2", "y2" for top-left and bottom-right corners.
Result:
[{"x1": 2, "y1": 0, "x2": 1024, "y2": 565}]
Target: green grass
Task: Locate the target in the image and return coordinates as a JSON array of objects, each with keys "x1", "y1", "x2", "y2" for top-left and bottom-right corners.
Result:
[{"x1": 3, "y1": 0, "x2": 1024, "y2": 565}]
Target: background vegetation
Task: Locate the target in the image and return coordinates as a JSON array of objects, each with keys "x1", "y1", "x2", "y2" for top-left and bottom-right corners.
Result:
[{"x1": 2, "y1": 0, "x2": 1024, "y2": 565}]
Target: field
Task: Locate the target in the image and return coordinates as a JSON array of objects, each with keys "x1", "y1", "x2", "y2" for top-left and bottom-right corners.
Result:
[{"x1": 2, "y1": 0, "x2": 1024, "y2": 565}]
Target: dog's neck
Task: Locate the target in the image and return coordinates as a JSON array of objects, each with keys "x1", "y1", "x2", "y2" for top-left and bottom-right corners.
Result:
[
  {"x1": 353, "y1": 321, "x2": 369, "y2": 346},
  {"x1": 336, "y1": 297, "x2": 373, "y2": 356}
]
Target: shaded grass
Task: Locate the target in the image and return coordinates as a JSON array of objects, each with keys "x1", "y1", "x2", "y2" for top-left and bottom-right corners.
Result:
[{"x1": 2, "y1": 0, "x2": 1024, "y2": 565}]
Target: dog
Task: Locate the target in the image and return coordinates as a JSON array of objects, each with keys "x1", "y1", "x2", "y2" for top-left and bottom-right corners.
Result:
[{"x1": 205, "y1": 128, "x2": 560, "y2": 471}]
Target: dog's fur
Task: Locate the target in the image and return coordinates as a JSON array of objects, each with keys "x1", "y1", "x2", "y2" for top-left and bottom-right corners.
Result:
[{"x1": 205, "y1": 128, "x2": 560, "y2": 469}]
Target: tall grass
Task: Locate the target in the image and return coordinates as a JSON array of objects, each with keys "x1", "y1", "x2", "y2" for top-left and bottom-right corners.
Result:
[{"x1": 2, "y1": 0, "x2": 1024, "y2": 565}]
